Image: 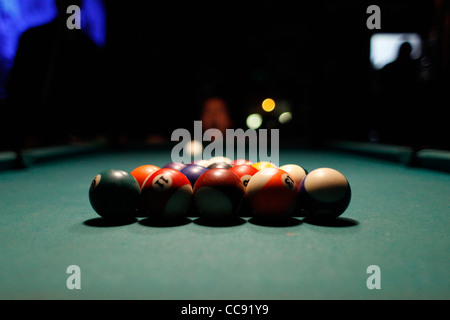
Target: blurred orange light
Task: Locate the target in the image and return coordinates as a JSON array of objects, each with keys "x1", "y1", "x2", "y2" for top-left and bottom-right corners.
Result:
[{"x1": 262, "y1": 98, "x2": 276, "y2": 112}]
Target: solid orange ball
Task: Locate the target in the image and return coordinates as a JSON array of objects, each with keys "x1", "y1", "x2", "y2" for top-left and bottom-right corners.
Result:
[{"x1": 131, "y1": 165, "x2": 161, "y2": 188}]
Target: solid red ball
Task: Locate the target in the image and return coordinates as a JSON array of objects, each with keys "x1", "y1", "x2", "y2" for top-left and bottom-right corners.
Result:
[{"x1": 229, "y1": 164, "x2": 258, "y2": 188}]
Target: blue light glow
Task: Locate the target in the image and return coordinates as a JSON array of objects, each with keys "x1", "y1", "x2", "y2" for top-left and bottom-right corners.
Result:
[
  {"x1": 0, "y1": 0, "x2": 106, "y2": 99},
  {"x1": 82, "y1": 0, "x2": 106, "y2": 48}
]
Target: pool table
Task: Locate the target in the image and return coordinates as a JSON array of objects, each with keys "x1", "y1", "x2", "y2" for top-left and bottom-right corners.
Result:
[{"x1": 0, "y1": 143, "x2": 449, "y2": 301}]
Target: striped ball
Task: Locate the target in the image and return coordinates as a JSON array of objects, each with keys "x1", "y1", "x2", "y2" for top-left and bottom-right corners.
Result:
[
  {"x1": 246, "y1": 168, "x2": 298, "y2": 219},
  {"x1": 141, "y1": 168, "x2": 193, "y2": 219}
]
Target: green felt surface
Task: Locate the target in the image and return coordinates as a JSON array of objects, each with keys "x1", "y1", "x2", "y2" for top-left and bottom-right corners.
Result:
[{"x1": 0, "y1": 148, "x2": 449, "y2": 299}]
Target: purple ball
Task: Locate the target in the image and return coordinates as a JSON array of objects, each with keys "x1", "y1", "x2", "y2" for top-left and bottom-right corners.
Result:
[
  {"x1": 163, "y1": 162, "x2": 187, "y2": 171},
  {"x1": 180, "y1": 164, "x2": 209, "y2": 187}
]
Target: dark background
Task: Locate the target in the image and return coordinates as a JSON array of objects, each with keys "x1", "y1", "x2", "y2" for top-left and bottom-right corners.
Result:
[{"x1": 0, "y1": 0, "x2": 448, "y2": 151}]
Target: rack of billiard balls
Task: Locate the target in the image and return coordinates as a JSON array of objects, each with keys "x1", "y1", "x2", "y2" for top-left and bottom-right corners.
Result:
[{"x1": 89, "y1": 157, "x2": 351, "y2": 222}]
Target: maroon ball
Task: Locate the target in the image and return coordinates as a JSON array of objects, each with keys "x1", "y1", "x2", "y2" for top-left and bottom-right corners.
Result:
[{"x1": 193, "y1": 169, "x2": 245, "y2": 220}]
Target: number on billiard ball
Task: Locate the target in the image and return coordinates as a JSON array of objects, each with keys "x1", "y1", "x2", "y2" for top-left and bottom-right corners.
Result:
[
  {"x1": 131, "y1": 164, "x2": 160, "y2": 189},
  {"x1": 280, "y1": 164, "x2": 308, "y2": 190},
  {"x1": 89, "y1": 169, "x2": 141, "y2": 220},
  {"x1": 229, "y1": 164, "x2": 258, "y2": 188},
  {"x1": 246, "y1": 168, "x2": 298, "y2": 219},
  {"x1": 141, "y1": 168, "x2": 193, "y2": 219}
]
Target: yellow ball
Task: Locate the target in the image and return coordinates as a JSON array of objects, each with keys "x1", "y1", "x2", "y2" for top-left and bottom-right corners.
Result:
[{"x1": 252, "y1": 161, "x2": 278, "y2": 171}]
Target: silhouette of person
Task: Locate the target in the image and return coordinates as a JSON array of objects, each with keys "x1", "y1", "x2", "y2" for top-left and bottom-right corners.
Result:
[
  {"x1": 380, "y1": 42, "x2": 420, "y2": 92},
  {"x1": 376, "y1": 41, "x2": 421, "y2": 145},
  {"x1": 6, "y1": 0, "x2": 103, "y2": 148},
  {"x1": 201, "y1": 97, "x2": 233, "y2": 136}
]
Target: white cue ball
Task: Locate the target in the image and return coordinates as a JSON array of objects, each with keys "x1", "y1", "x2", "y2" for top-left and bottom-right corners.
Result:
[{"x1": 299, "y1": 167, "x2": 351, "y2": 219}]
